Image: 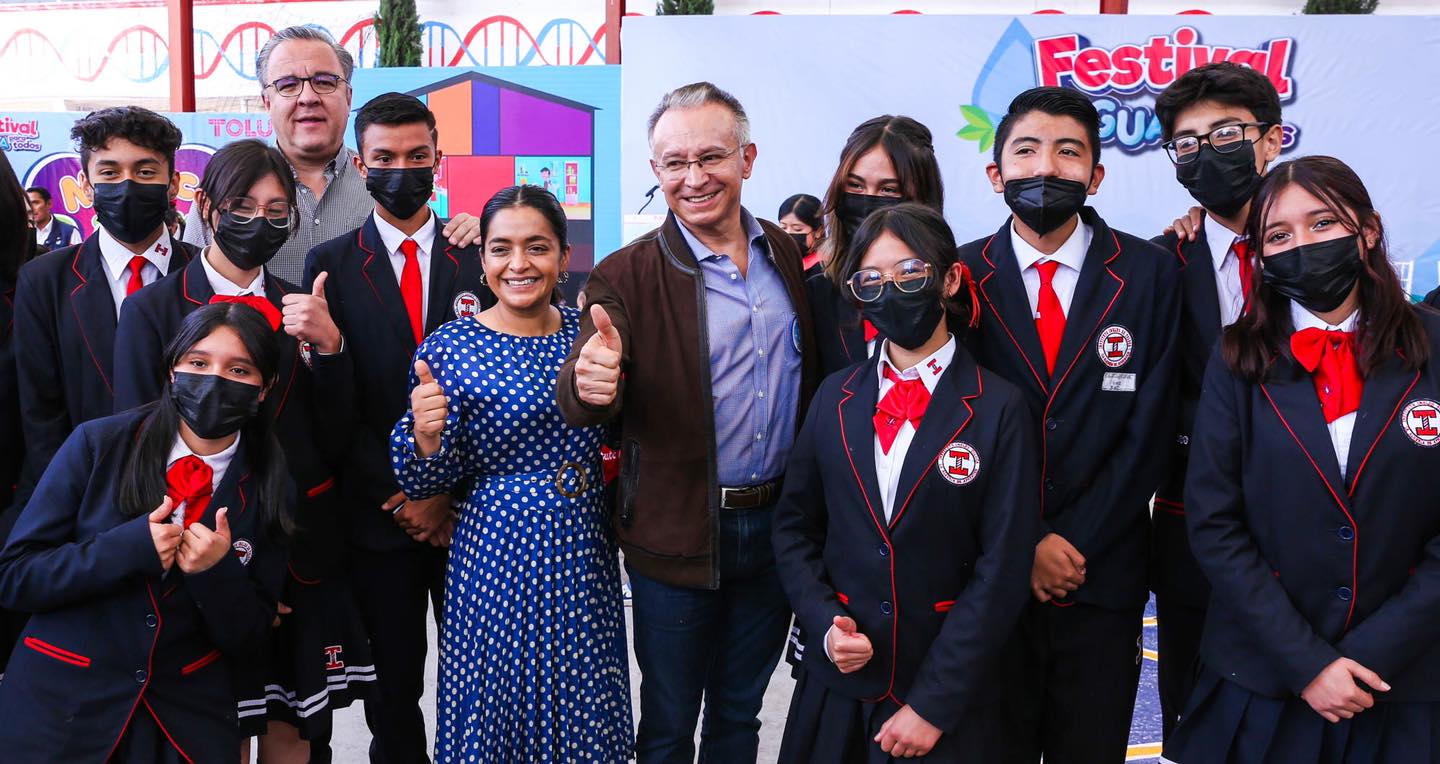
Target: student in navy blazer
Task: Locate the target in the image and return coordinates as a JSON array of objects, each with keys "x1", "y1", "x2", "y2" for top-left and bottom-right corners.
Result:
[
  {"x1": 0, "y1": 154, "x2": 32, "y2": 676},
  {"x1": 12, "y1": 107, "x2": 195, "y2": 513},
  {"x1": 958, "y1": 88, "x2": 1181, "y2": 763},
  {"x1": 0, "y1": 303, "x2": 291, "y2": 762},
  {"x1": 1166, "y1": 157, "x2": 1440, "y2": 762},
  {"x1": 775, "y1": 204, "x2": 1039, "y2": 762},
  {"x1": 112, "y1": 140, "x2": 370, "y2": 758},
  {"x1": 303, "y1": 92, "x2": 494, "y2": 762}
]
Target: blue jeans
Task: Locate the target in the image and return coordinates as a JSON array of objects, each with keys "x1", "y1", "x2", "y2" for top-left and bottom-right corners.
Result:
[{"x1": 628, "y1": 505, "x2": 791, "y2": 764}]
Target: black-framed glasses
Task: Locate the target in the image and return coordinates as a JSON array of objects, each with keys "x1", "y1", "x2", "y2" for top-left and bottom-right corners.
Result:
[
  {"x1": 848, "y1": 259, "x2": 933, "y2": 303},
  {"x1": 654, "y1": 146, "x2": 744, "y2": 179},
  {"x1": 221, "y1": 198, "x2": 295, "y2": 229},
  {"x1": 1163, "y1": 122, "x2": 1269, "y2": 164},
  {"x1": 265, "y1": 73, "x2": 347, "y2": 98}
]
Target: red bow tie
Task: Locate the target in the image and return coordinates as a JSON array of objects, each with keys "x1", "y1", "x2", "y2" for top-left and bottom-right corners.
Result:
[
  {"x1": 166, "y1": 455, "x2": 214, "y2": 528},
  {"x1": 1290, "y1": 327, "x2": 1363, "y2": 423},
  {"x1": 210, "y1": 294, "x2": 282, "y2": 332},
  {"x1": 874, "y1": 366, "x2": 930, "y2": 455}
]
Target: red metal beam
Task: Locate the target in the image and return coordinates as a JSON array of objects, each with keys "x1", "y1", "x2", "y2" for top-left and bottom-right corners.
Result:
[
  {"x1": 1100, "y1": 0, "x2": 1130, "y2": 12},
  {"x1": 168, "y1": 0, "x2": 195, "y2": 111},
  {"x1": 606, "y1": 0, "x2": 624, "y2": 64}
]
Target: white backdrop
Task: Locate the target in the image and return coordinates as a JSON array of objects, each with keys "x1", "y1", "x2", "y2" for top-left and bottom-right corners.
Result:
[{"x1": 620, "y1": 14, "x2": 1440, "y2": 295}]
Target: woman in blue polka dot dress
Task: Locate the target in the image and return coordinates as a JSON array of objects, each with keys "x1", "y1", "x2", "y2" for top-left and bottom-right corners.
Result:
[{"x1": 390, "y1": 185, "x2": 632, "y2": 762}]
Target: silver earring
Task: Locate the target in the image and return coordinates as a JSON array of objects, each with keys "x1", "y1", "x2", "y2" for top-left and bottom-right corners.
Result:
[
  {"x1": 559, "y1": 272, "x2": 570, "y2": 284},
  {"x1": 479, "y1": 273, "x2": 487, "y2": 286}
]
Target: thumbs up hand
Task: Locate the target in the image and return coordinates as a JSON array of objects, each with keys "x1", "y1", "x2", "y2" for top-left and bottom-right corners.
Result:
[
  {"x1": 411, "y1": 359, "x2": 448, "y2": 457},
  {"x1": 576, "y1": 304, "x2": 623, "y2": 407},
  {"x1": 282, "y1": 271, "x2": 342, "y2": 353},
  {"x1": 148, "y1": 497, "x2": 182, "y2": 572},
  {"x1": 827, "y1": 614, "x2": 874, "y2": 674},
  {"x1": 178, "y1": 507, "x2": 233, "y2": 574}
]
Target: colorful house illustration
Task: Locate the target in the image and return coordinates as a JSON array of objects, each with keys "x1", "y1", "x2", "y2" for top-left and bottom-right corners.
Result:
[{"x1": 406, "y1": 71, "x2": 599, "y2": 271}]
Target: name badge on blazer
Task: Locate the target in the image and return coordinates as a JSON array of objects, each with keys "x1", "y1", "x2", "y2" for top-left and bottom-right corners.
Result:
[
  {"x1": 937, "y1": 441, "x2": 980, "y2": 485},
  {"x1": 1102, "y1": 372, "x2": 1136, "y2": 392}
]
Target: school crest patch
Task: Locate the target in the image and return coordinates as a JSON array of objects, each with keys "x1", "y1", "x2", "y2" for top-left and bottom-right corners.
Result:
[
  {"x1": 1096, "y1": 324, "x2": 1134, "y2": 368},
  {"x1": 232, "y1": 538, "x2": 254, "y2": 566},
  {"x1": 453, "y1": 291, "x2": 481, "y2": 318},
  {"x1": 937, "y1": 441, "x2": 981, "y2": 486},
  {"x1": 1402, "y1": 399, "x2": 1440, "y2": 447}
]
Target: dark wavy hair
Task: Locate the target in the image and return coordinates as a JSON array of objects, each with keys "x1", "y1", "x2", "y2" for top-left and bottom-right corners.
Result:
[
  {"x1": 71, "y1": 106, "x2": 182, "y2": 175},
  {"x1": 197, "y1": 139, "x2": 297, "y2": 238},
  {"x1": 832, "y1": 202, "x2": 975, "y2": 329},
  {"x1": 118, "y1": 303, "x2": 293, "y2": 539},
  {"x1": 480, "y1": 185, "x2": 570, "y2": 304},
  {"x1": 1221, "y1": 155, "x2": 1427, "y2": 382},
  {"x1": 1155, "y1": 62, "x2": 1282, "y2": 141},
  {"x1": 821, "y1": 115, "x2": 944, "y2": 282}
]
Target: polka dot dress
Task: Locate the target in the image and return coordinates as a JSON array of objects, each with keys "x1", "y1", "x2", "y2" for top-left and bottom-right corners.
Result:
[{"x1": 390, "y1": 306, "x2": 633, "y2": 763}]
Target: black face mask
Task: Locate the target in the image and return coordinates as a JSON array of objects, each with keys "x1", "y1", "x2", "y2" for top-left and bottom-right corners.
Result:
[
  {"x1": 1260, "y1": 234, "x2": 1363, "y2": 315},
  {"x1": 92, "y1": 180, "x2": 171, "y2": 244},
  {"x1": 838, "y1": 193, "x2": 903, "y2": 239},
  {"x1": 861, "y1": 282, "x2": 945, "y2": 351},
  {"x1": 213, "y1": 213, "x2": 291, "y2": 271},
  {"x1": 171, "y1": 371, "x2": 262, "y2": 439},
  {"x1": 365, "y1": 166, "x2": 434, "y2": 220},
  {"x1": 1175, "y1": 141, "x2": 1263, "y2": 219},
  {"x1": 787, "y1": 232, "x2": 810, "y2": 254},
  {"x1": 1003, "y1": 176, "x2": 1089, "y2": 237}
]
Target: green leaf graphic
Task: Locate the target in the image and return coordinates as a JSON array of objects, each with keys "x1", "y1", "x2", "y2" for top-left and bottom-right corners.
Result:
[{"x1": 960, "y1": 104, "x2": 993, "y2": 130}]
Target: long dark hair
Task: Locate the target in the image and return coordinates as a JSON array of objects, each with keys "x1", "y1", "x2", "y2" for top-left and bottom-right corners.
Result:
[
  {"x1": 1221, "y1": 155, "x2": 1427, "y2": 382},
  {"x1": 779, "y1": 193, "x2": 824, "y2": 250},
  {"x1": 833, "y1": 202, "x2": 976, "y2": 329},
  {"x1": 0, "y1": 152, "x2": 32, "y2": 284},
  {"x1": 480, "y1": 184, "x2": 570, "y2": 304},
  {"x1": 821, "y1": 116, "x2": 944, "y2": 282},
  {"x1": 197, "y1": 138, "x2": 297, "y2": 238},
  {"x1": 118, "y1": 304, "x2": 293, "y2": 538}
]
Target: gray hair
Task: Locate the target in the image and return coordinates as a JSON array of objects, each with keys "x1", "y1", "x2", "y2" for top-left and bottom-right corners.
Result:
[
  {"x1": 646, "y1": 81, "x2": 751, "y2": 149},
  {"x1": 256, "y1": 26, "x2": 356, "y2": 89}
]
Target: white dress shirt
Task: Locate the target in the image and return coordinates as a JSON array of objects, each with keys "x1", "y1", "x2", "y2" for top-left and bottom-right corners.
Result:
[
  {"x1": 164, "y1": 433, "x2": 240, "y2": 526},
  {"x1": 97, "y1": 227, "x2": 175, "y2": 318},
  {"x1": 1206, "y1": 214, "x2": 1247, "y2": 328},
  {"x1": 200, "y1": 247, "x2": 267, "y2": 298},
  {"x1": 373, "y1": 211, "x2": 435, "y2": 326},
  {"x1": 1012, "y1": 220, "x2": 1092, "y2": 317},
  {"x1": 35, "y1": 218, "x2": 81, "y2": 248},
  {"x1": 1291, "y1": 301, "x2": 1360, "y2": 477}
]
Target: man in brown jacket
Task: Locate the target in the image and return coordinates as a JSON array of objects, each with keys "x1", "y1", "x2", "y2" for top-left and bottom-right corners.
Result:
[{"x1": 557, "y1": 81, "x2": 817, "y2": 763}]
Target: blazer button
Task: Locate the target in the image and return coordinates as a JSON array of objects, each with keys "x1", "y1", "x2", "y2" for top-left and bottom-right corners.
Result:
[
  {"x1": 1337, "y1": 526, "x2": 1355, "y2": 541},
  {"x1": 878, "y1": 544, "x2": 890, "y2": 557},
  {"x1": 134, "y1": 670, "x2": 148, "y2": 684},
  {"x1": 880, "y1": 601, "x2": 893, "y2": 615},
  {"x1": 1337, "y1": 587, "x2": 1353, "y2": 601},
  {"x1": 1045, "y1": 418, "x2": 1058, "y2": 431},
  {"x1": 1045, "y1": 479, "x2": 1056, "y2": 492},
  {"x1": 145, "y1": 614, "x2": 157, "y2": 628}
]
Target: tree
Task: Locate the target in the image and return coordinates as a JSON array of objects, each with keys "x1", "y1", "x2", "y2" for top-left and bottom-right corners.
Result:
[
  {"x1": 375, "y1": 0, "x2": 422, "y2": 68},
  {"x1": 656, "y1": 0, "x2": 714, "y2": 14},
  {"x1": 1302, "y1": 0, "x2": 1378, "y2": 12}
]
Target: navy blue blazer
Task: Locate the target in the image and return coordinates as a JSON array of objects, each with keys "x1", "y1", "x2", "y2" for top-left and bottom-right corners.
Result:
[
  {"x1": 773, "y1": 344, "x2": 1040, "y2": 732},
  {"x1": 303, "y1": 213, "x2": 494, "y2": 551},
  {"x1": 1187, "y1": 307, "x2": 1440, "y2": 702},
  {"x1": 0, "y1": 408, "x2": 286, "y2": 761},
  {"x1": 1, "y1": 274, "x2": 19, "y2": 514},
  {"x1": 113, "y1": 254, "x2": 354, "y2": 579},
  {"x1": 959, "y1": 208, "x2": 1181, "y2": 611},
  {"x1": 807, "y1": 271, "x2": 870, "y2": 378},
  {"x1": 11, "y1": 235, "x2": 195, "y2": 512}
]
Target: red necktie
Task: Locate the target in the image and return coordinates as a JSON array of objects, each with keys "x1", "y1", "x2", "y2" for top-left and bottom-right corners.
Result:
[
  {"x1": 1034, "y1": 260, "x2": 1066, "y2": 375},
  {"x1": 210, "y1": 294, "x2": 282, "y2": 332},
  {"x1": 1232, "y1": 237, "x2": 1253, "y2": 315},
  {"x1": 399, "y1": 239, "x2": 424, "y2": 345},
  {"x1": 1290, "y1": 328, "x2": 1364, "y2": 423},
  {"x1": 165, "y1": 455, "x2": 214, "y2": 529},
  {"x1": 874, "y1": 366, "x2": 931, "y2": 455},
  {"x1": 863, "y1": 320, "x2": 879, "y2": 343},
  {"x1": 126, "y1": 256, "x2": 148, "y2": 296}
]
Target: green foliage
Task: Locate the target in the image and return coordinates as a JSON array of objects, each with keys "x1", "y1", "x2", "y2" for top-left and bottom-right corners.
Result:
[
  {"x1": 1302, "y1": 0, "x2": 1378, "y2": 13},
  {"x1": 656, "y1": 0, "x2": 715, "y2": 14},
  {"x1": 375, "y1": 0, "x2": 422, "y2": 68}
]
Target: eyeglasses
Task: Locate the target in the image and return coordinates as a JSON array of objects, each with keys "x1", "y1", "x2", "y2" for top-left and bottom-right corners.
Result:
[
  {"x1": 1163, "y1": 122, "x2": 1269, "y2": 164},
  {"x1": 848, "y1": 259, "x2": 933, "y2": 303},
  {"x1": 654, "y1": 147, "x2": 743, "y2": 179},
  {"x1": 221, "y1": 199, "x2": 295, "y2": 229},
  {"x1": 265, "y1": 73, "x2": 347, "y2": 98}
]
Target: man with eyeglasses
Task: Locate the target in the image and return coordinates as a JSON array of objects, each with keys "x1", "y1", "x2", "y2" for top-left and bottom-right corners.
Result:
[
  {"x1": 1149, "y1": 61, "x2": 1286, "y2": 739},
  {"x1": 557, "y1": 81, "x2": 816, "y2": 763},
  {"x1": 179, "y1": 26, "x2": 481, "y2": 284}
]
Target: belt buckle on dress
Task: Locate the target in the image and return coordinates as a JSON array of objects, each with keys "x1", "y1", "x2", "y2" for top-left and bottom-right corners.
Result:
[{"x1": 554, "y1": 461, "x2": 589, "y2": 499}]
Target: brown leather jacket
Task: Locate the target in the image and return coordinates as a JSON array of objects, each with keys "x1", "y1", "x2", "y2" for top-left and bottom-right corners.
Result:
[{"x1": 557, "y1": 211, "x2": 818, "y2": 589}]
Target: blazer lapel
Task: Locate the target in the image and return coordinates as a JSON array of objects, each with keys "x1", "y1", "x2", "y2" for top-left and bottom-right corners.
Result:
[
  {"x1": 889, "y1": 348, "x2": 980, "y2": 531},
  {"x1": 1261, "y1": 362, "x2": 1349, "y2": 506},
  {"x1": 180, "y1": 255, "x2": 215, "y2": 307},
  {"x1": 837, "y1": 358, "x2": 887, "y2": 538},
  {"x1": 1345, "y1": 353, "x2": 1420, "y2": 497},
  {"x1": 976, "y1": 223, "x2": 1049, "y2": 394},
  {"x1": 1050, "y1": 210, "x2": 1124, "y2": 398},
  {"x1": 69, "y1": 237, "x2": 119, "y2": 390},
  {"x1": 357, "y1": 216, "x2": 418, "y2": 351},
  {"x1": 1180, "y1": 225, "x2": 1224, "y2": 336},
  {"x1": 425, "y1": 221, "x2": 460, "y2": 334}
]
